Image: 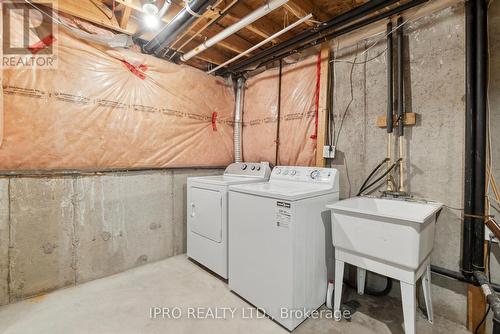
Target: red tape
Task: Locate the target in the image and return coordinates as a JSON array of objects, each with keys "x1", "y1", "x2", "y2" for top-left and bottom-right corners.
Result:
[
  {"x1": 28, "y1": 34, "x2": 56, "y2": 54},
  {"x1": 212, "y1": 112, "x2": 218, "y2": 131},
  {"x1": 122, "y1": 61, "x2": 148, "y2": 80},
  {"x1": 310, "y1": 51, "x2": 321, "y2": 140}
]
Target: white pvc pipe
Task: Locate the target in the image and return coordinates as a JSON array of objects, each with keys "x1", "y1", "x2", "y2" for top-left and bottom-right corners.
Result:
[
  {"x1": 181, "y1": 0, "x2": 289, "y2": 62},
  {"x1": 207, "y1": 14, "x2": 312, "y2": 74}
]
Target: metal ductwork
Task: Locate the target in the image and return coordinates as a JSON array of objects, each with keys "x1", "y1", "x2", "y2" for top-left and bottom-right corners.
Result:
[
  {"x1": 143, "y1": 0, "x2": 217, "y2": 55},
  {"x1": 234, "y1": 77, "x2": 245, "y2": 163}
]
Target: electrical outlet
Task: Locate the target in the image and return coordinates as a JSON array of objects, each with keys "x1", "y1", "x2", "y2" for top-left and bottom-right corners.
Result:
[{"x1": 323, "y1": 145, "x2": 336, "y2": 159}]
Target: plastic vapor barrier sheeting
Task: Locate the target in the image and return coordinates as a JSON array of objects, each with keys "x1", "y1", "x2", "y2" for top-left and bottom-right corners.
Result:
[
  {"x1": 242, "y1": 55, "x2": 318, "y2": 166},
  {"x1": 0, "y1": 10, "x2": 234, "y2": 170}
]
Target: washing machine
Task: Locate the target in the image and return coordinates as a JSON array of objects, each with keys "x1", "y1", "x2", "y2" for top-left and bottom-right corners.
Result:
[
  {"x1": 228, "y1": 166, "x2": 339, "y2": 330},
  {"x1": 187, "y1": 162, "x2": 271, "y2": 279}
]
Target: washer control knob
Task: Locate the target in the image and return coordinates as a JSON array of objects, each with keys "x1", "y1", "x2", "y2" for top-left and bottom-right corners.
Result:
[
  {"x1": 251, "y1": 165, "x2": 256, "y2": 171},
  {"x1": 241, "y1": 164, "x2": 248, "y2": 170},
  {"x1": 275, "y1": 168, "x2": 281, "y2": 175},
  {"x1": 290, "y1": 170, "x2": 296, "y2": 176},
  {"x1": 310, "y1": 170, "x2": 320, "y2": 179}
]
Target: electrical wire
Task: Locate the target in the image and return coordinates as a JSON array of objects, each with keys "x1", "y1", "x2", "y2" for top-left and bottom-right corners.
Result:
[
  {"x1": 329, "y1": 0, "x2": 433, "y2": 67},
  {"x1": 328, "y1": 0, "x2": 434, "y2": 153},
  {"x1": 357, "y1": 158, "x2": 389, "y2": 195},
  {"x1": 492, "y1": 202, "x2": 500, "y2": 215},
  {"x1": 358, "y1": 159, "x2": 401, "y2": 196},
  {"x1": 331, "y1": 46, "x2": 388, "y2": 65},
  {"x1": 334, "y1": 50, "x2": 357, "y2": 147},
  {"x1": 443, "y1": 204, "x2": 465, "y2": 211}
]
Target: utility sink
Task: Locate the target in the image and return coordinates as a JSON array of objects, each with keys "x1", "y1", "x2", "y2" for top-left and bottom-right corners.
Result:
[
  {"x1": 327, "y1": 197, "x2": 443, "y2": 334},
  {"x1": 327, "y1": 197, "x2": 443, "y2": 270}
]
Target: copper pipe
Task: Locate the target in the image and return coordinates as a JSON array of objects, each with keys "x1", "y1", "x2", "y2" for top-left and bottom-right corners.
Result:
[
  {"x1": 387, "y1": 134, "x2": 395, "y2": 191},
  {"x1": 398, "y1": 136, "x2": 404, "y2": 192}
]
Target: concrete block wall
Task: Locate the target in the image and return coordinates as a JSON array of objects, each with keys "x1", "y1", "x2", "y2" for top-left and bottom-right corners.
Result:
[
  {"x1": 0, "y1": 168, "x2": 222, "y2": 305},
  {"x1": 329, "y1": 4, "x2": 469, "y2": 325}
]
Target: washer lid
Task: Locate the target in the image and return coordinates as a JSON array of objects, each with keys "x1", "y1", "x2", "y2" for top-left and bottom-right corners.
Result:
[
  {"x1": 229, "y1": 180, "x2": 337, "y2": 201},
  {"x1": 188, "y1": 175, "x2": 268, "y2": 186}
]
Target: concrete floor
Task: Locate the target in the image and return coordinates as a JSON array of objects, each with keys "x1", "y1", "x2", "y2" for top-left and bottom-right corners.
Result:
[{"x1": 0, "y1": 255, "x2": 470, "y2": 334}]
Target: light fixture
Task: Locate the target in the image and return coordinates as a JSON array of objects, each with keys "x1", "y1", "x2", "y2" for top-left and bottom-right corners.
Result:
[
  {"x1": 144, "y1": 14, "x2": 160, "y2": 29},
  {"x1": 142, "y1": 0, "x2": 159, "y2": 29},
  {"x1": 142, "y1": 0, "x2": 159, "y2": 15}
]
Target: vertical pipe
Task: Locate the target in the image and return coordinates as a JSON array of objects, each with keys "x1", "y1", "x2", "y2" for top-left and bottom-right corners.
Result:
[
  {"x1": 386, "y1": 21, "x2": 394, "y2": 191},
  {"x1": 275, "y1": 60, "x2": 283, "y2": 166},
  {"x1": 234, "y1": 77, "x2": 244, "y2": 163},
  {"x1": 473, "y1": 0, "x2": 487, "y2": 271},
  {"x1": 387, "y1": 21, "x2": 394, "y2": 135},
  {"x1": 463, "y1": 0, "x2": 477, "y2": 277},
  {"x1": 397, "y1": 17, "x2": 404, "y2": 136},
  {"x1": 396, "y1": 17, "x2": 405, "y2": 192}
]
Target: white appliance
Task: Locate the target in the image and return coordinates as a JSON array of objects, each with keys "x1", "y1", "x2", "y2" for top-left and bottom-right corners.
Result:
[
  {"x1": 327, "y1": 197, "x2": 442, "y2": 334},
  {"x1": 228, "y1": 166, "x2": 339, "y2": 331},
  {"x1": 187, "y1": 162, "x2": 271, "y2": 279}
]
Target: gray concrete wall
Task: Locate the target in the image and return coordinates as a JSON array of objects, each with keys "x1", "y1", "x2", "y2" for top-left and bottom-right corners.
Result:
[
  {"x1": 328, "y1": 3, "x2": 470, "y2": 325},
  {"x1": 0, "y1": 168, "x2": 222, "y2": 305},
  {"x1": 485, "y1": 3, "x2": 500, "y2": 332},
  {"x1": 489, "y1": 0, "x2": 500, "y2": 284}
]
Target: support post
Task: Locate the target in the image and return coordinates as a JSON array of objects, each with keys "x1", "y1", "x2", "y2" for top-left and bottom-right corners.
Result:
[
  {"x1": 315, "y1": 43, "x2": 331, "y2": 167},
  {"x1": 468, "y1": 284, "x2": 487, "y2": 334}
]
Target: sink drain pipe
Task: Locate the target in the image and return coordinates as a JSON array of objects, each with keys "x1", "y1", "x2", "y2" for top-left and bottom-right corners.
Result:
[
  {"x1": 463, "y1": 0, "x2": 487, "y2": 277},
  {"x1": 475, "y1": 271, "x2": 500, "y2": 334},
  {"x1": 431, "y1": 265, "x2": 500, "y2": 293},
  {"x1": 385, "y1": 21, "x2": 395, "y2": 192},
  {"x1": 396, "y1": 16, "x2": 406, "y2": 194}
]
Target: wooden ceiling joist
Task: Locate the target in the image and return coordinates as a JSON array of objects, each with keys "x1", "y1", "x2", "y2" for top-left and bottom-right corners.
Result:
[
  {"x1": 168, "y1": 0, "x2": 228, "y2": 50},
  {"x1": 169, "y1": 0, "x2": 239, "y2": 52},
  {"x1": 30, "y1": 0, "x2": 131, "y2": 33},
  {"x1": 29, "y1": 0, "x2": 372, "y2": 72},
  {"x1": 224, "y1": 3, "x2": 285, "y2": 42},
  {"x1": 284, "y1": 0, "x2": 328, "y2": 24},
  {"x1": 118, "y1": 0, "x2": 132, "y2": 29}
]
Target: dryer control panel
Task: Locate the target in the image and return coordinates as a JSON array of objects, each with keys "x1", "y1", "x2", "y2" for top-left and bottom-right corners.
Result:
[
  {"x1": 271, "y1": 166, "x2": 339, "y2": 188},
  {"x1": 224, "y1": 162, "x2": 272, "y2": 179}
]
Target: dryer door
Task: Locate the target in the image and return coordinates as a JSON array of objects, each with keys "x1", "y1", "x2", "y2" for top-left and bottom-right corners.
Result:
[{"x1": 189, "y1": 187, "x2": 223, "y2": 243}]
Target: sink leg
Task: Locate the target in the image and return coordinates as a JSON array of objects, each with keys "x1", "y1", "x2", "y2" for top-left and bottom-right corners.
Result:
[
  {"x1": 422, "y1": 264, "x2": 434, "y2": 324},
  {"x1": 334, "y1": 260, "x2": 345, "y2": 320},
  {"x1": 401, "y1": 282, "x2": 416, "y2": 334},
  {"x1": 357, "y1": 268, "x2": 366, "y2": 295}
]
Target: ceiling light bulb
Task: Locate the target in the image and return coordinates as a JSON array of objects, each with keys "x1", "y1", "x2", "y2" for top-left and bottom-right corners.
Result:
[
  {"x1": 143, "y1": 3, "x2": 159, "y2": 15},
  {"x1": 144, "y1": 14, "x2": 160, "y2": 29}
]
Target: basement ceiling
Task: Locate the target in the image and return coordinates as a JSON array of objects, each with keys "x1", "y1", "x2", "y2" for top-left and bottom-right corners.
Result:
[{"x1": 39, "y1": 0, "x2": 379, "y2": 71}]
